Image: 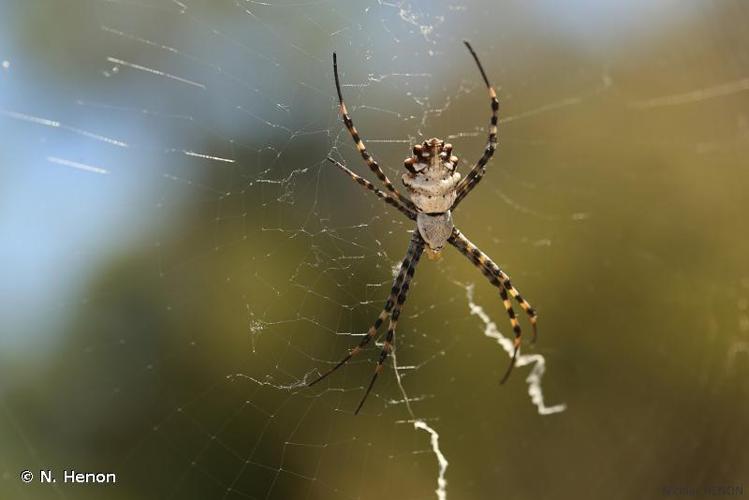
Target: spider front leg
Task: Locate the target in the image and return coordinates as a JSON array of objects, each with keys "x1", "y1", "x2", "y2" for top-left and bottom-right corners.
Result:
[
  {"x1": 356, "y1": 236, "x2": 424, "y2": 414},
  {"x1": 308, "y1": 232, "x2": 423, "y2": 390},
  {"x1": 448, "y1": 228, "x2": 538, "y2": 383}
]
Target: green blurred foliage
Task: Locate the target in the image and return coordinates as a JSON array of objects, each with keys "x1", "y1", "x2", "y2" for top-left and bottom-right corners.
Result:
[{"x1": 2, "y1": 1, "x2": 748, "y2": 499}]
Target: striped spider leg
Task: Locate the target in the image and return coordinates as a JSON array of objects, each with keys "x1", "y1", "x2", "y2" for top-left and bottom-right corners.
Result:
[
  {"x1": 332, "y1": 52, "x2": 417, "y2": 213},
  {"x1": 448, "y1": 227, "x2": 538, "y2": 382},
  {"x1": 325, "y1": 157, "x2": 416, "y2": 221},
  {"x1": 452, "y1": 41, "x2": 499, "y2": 210},
  {"x1": 356, "y1": 234, "x2": 424, "y2": 414},
  {"x1": 308, "y1": 231, "x2": 425, "y2": 414}
]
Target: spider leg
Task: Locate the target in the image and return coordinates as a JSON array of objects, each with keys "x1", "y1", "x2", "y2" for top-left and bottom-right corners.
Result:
[
  {"x1": 452, "y1": 41, "x2": 499, "y2": 210},
  {"x1": 449, "y1": 228, "x2": 537, "y2": 340},
  {"x1": 355, "y1": 236, "x2": 424, "y2": 414},
  {"x1": 332, "y1": 53, "x2": 418, "y2": 212},
  {"x1": 327, "y1": 157, "x2": 416, "y2": 221},
  {"x1": 308, "y1": 232, "x2": 422, "y2": 387},
  {"x1": 448, "y1": 228, "x2": 538, "y2": 383}
]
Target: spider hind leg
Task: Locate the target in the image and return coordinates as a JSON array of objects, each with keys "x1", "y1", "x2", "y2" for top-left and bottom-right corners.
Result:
[
  {"x1": 331, "y1": 53, "x2": 417, "y2": 212},
  {"x1": 452, "y1": 42, "x2": 499, "y2": 209}
]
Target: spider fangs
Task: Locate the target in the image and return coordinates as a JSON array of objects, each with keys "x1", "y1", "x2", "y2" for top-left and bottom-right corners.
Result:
[{"x1": 309, "y1": 42, "x2": 540, "y2": 415}]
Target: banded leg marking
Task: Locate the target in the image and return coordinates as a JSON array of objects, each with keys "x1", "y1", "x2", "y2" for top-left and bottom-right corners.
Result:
[
  {"x1": 308, "y1": 232, "x2": 422, "y2": 388},
  {"x1": 452, "y1": 41, "x2": 499, "y2": 209},
  {"x1": 332, "y1": 53, "x2": 417, "y2": 212},
  {"x1": 448, "y1": 228, "x2": 539, "y2": 383},
  {"x1": 327, "y1": 157, "x2": 416, "y2": 220},
  {"x1": 355, "y1": 237, "x2": 424, "y2": 414}
]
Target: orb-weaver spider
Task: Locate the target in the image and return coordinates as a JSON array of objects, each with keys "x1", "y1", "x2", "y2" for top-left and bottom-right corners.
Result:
[{"x1": 310, "y1": 42, "x2": 538, "y2": 414}]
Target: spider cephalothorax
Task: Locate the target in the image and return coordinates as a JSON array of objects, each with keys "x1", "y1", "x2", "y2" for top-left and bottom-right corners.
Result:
[{"x1": 312, "y1": 42, "x2": 539, "y2": 415}]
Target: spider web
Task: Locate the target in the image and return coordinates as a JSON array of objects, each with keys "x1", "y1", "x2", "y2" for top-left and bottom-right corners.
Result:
[{"x1": 3, "y1": 1, "x2": 749, "y2": 499}]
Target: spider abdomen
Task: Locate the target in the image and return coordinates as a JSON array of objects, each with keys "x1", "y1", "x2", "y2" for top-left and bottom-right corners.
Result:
[
  {"x1": 402, "y1": 171, "x2": 461, "y2": 213},
  {"x1": 416, "y1": 211, "x2": 454, "y2": 253},
  {"x1": 401, "y1": 137, "x2": 462, "y2": 214}
]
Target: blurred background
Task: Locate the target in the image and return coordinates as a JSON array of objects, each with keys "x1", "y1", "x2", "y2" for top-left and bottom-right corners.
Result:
[{"x1": 2, "y1": 0, "x2": 748, "y2": 499}]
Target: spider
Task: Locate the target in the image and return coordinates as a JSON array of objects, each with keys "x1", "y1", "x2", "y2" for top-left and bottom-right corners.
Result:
[{"x1": 309, "y1": 41, "x2": 538, "y2": 414}]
